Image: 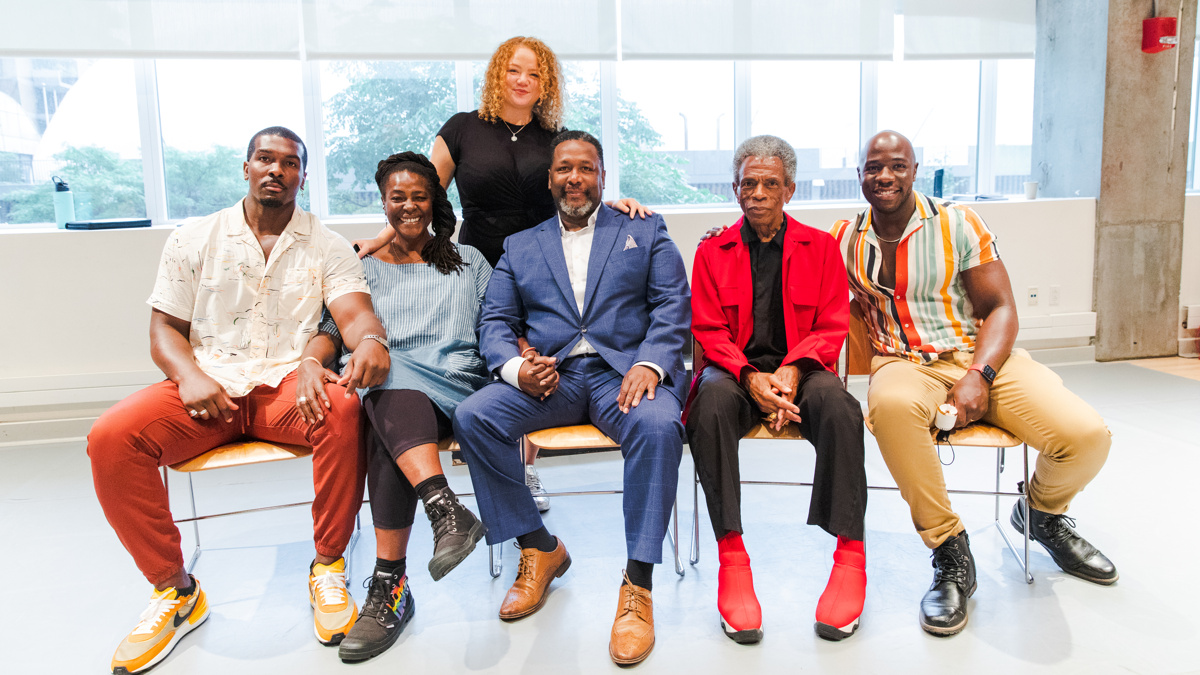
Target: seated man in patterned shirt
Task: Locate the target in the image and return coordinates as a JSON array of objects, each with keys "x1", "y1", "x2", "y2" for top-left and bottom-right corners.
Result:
[
  {"x1": 87, "y1": 127, "x2": 390, "y2": 674},
  {"x1": 830, "y1": 130, "x2": 1117, "y2": 638}
]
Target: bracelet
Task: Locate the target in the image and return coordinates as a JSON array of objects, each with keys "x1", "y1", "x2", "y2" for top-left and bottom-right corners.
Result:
[
  {"x1": 362, "y1": 334, "x2": 389, "y2": 349},
  {"x1": 301, "y1": 356, "x2": 324, "y2": 368},
  {"x1": 520, "y1": 347, "x2": 538, "y2": 358}
]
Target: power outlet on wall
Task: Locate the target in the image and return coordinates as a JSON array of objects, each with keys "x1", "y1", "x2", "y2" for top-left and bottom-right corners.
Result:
[
  {"x1": 1049, "y1": 285, "x2": 1061, "y2": 306},
  {"x1": 1027, "y1": 287, "x2": 1039, "y2": 306}
]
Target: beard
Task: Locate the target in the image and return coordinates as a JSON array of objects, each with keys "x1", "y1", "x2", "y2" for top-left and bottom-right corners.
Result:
[{"x1": 557, "y1": 195, "x2": 598, "y2": 219}]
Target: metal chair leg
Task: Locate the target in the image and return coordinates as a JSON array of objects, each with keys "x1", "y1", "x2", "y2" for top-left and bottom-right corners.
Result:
[
  {"x1": 689, "y1": 467, "x2": 701, "y2": 565},
  {"x1": 345, "y1": 511, "x2": 361, "y2": 583},
  {"x1": 994, "y1": 443, "x2": 1034, "y2": 584},
  {"x1": 668, "y1": 500, "x2": 684, "y2": 577},
  {"x1": 489, "y1": 542, "x2": 503, "y2": 578},
  {"x1": 183, "y1": 472, "x2": 201, "y2": 572},
  {"x1": 1022, "y1": 442, "x2": 1031, "y2": 583}
]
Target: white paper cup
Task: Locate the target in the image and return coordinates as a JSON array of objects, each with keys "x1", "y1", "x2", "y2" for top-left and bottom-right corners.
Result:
[
  {"x1": 1024, "y1": 181, "x2": 1038, "y2": 200},
  {"x1": 935, "y1": 404, "x2": 958, "y2": 431}
]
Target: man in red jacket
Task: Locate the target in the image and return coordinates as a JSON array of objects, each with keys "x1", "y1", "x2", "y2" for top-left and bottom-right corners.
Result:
[{"x1": 687, "y1": 135, "x2": 867, "y2": 644}]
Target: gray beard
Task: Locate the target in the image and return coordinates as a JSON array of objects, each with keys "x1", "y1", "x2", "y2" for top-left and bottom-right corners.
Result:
[{"x1": 557, "y1": 196, "x2": 598, "y2": 219}]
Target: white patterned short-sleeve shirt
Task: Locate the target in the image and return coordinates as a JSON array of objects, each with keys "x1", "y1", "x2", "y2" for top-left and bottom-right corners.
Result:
[{"x1": 148, "y1": 199, "x2": 369, "y2": 397}]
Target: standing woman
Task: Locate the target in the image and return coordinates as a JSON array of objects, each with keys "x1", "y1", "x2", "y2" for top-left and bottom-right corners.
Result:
[
  {"x1": 299, "y1": 152, "x2": 491, "y2": 661},
  {"x1": 355, "y1": 36, "x2": 650, "y2": 510}
]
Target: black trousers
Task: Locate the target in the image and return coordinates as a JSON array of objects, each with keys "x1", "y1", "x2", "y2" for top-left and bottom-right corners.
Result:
[
  {"x1": 685, "y1": 366, "x2": 867, "y2": 541},
  {"x1": 363, "y1": 389, "x2": 453, "y2": 530}
]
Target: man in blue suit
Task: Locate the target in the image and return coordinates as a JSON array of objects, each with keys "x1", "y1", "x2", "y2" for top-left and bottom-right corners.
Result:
[{"x1": 454, "y1": 130, "x2": 690, "y2": 666}]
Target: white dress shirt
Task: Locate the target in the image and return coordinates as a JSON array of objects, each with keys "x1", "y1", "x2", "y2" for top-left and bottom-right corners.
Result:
[{"x1": 500, "y1": 208, "x2": 664, "y2": 389}]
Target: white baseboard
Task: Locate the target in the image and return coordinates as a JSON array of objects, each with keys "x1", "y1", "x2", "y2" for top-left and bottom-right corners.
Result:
[{"x1": 0, "y1": 418, "x2": 93, "y2": 448}]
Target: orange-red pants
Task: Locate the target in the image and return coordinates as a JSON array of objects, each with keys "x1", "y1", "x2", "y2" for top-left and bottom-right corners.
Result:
[{"x1": 87, "y1": 372, "x2": 365, "y2": 586}]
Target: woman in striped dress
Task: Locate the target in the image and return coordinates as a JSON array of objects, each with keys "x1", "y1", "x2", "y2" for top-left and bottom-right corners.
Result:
[{"x1": 297, "y1": 151, "x2": 490, "y2": 661}]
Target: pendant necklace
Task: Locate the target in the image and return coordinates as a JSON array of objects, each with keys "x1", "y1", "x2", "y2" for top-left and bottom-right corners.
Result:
[{"x1": 502, "y1": 119, "x2": 529, "y2": 142}]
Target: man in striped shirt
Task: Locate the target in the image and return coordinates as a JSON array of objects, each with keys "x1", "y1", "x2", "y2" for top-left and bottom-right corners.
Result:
[{"x1": 831, "y1": 131, "x2": 1117, "y2": 637}]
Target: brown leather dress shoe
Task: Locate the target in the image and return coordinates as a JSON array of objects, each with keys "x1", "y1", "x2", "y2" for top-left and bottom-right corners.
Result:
[
  {"x1": 609, "y1": 578, "x2": 655, "y2": 665},
  {"x1": 498, "y1": 538, "x2": 571, "y2": 621}
]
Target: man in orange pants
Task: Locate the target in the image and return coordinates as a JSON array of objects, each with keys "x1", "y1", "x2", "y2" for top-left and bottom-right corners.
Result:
[{"x1": 88, "y1": 126, "x2": 390, "y2": 674}]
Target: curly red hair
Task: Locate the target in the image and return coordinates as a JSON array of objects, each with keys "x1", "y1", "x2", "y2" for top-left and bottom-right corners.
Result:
[{"x1": 478, "y1": 36, "x2": 563, "y2": 132}]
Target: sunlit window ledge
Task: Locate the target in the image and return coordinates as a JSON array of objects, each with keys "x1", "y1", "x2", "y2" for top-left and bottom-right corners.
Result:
[{"x1": 2, "y1": 195, "x2": 1058, "y2": 234}]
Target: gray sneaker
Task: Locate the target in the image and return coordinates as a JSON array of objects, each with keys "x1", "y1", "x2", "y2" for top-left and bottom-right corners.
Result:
[{"x1": 525, "y1": 464, "x2": 550, "y2": 513}]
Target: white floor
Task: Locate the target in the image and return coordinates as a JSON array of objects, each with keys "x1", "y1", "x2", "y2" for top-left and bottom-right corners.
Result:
[{"x1": 2, "y1": 361, "x2": 1198, "y2": 674}]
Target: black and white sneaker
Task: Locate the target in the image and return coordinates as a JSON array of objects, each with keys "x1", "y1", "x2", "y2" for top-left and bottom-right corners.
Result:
[
  {"x1": 425, "y1": 487, "x2": 487, "y2": 581},
  {"x1": 338, "y1": 570, "x2": 414, "y2": 662}
]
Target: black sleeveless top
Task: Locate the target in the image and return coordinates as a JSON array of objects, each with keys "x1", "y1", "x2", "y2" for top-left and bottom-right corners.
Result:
[{"x1": 438, "y1": 111, "x2": 561, "y2": 267}]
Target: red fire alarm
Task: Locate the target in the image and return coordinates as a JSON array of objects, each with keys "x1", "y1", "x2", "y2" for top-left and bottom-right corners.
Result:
[{"x1": 1143, "y1": 16, "x2": 1178, "y2": 53}]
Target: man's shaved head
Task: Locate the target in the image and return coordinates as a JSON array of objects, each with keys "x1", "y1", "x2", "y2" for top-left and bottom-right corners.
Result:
[
  {"x1": 859, "y1": 130, "x2": 915, "y2": 170},
  {"x1": 858, "y1": 130, "x2": 919, "y2": 218}
]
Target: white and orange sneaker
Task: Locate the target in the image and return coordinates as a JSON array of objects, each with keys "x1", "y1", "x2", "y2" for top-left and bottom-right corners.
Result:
[
  {"x1": 111, "y1": 576, "x2": 209, "y2": 674},
  {"x1": 309, "y1": 558, "x2": 357, "y2": 645}
]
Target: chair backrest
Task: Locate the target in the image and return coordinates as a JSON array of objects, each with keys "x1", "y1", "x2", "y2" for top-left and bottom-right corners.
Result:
[{"x1": 847, "y1": 300, "x2": 874, "y2": 376}]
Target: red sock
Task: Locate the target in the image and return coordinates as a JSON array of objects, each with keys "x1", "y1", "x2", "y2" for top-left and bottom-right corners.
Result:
[
  {"x1": 717, "y1": 532, "x2": 761, "y2": 631},
  {"x1": 815, "y1": 536, "x2": 867, "y2": 631}
]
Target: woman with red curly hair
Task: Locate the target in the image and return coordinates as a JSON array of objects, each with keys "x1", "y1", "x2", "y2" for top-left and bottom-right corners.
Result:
[
  {"x1": 356, "y1": 36, "x2": 646, "y2": 266},
  {"x1": 354, "y1": 37, "x2": 650, "y2": 512}
]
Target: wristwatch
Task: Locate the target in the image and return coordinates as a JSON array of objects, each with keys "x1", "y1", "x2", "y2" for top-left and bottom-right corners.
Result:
[{"x1": 968, "y1": 363, "x2": 996, "y2": 385}]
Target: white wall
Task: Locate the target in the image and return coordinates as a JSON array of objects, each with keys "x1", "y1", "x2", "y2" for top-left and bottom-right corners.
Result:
[{"x1": 0, "y1": 198, "x2": 1100, "y2": 420}]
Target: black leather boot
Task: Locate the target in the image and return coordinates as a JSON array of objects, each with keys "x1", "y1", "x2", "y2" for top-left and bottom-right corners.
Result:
[
  {"x1": 1011, "y1": 498, "x2": 1118, "y2": 585},
  {"x1": 919, "y1": 532, "x2": 976, "y2": 636}
]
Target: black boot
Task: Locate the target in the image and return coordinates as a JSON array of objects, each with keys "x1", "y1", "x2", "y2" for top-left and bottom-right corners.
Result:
[
  {"x1": 338, "y1": 569, "x2": 414, "y2": 662},
  {"x1": 1011, "y1": 498, "x2": 1118, "y2": 585},
  {"x1": 424, "y1": 486, "x2": 487, "y2": 581},
  {"x1": 919, "y1": 532, "x2": 976, "y2": 636}
]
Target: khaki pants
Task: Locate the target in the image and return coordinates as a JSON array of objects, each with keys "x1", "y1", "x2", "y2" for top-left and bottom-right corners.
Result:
[{"x1": 867, "y1": 350, "x2": 1111, "y2": 549}]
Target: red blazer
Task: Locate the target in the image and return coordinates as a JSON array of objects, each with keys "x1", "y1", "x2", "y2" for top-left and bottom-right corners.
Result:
[{"x1": 686, "y1": 214, "x2": 849, "y2": 416}]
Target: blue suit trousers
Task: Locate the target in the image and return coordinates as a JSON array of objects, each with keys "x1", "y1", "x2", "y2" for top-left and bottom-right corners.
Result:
[{"x1": 453, "y1": 355, "x2": 684, "y2": 563}]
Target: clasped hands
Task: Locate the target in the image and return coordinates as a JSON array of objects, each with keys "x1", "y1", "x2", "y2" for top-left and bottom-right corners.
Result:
[
  {"x1": 516, "y1": 338, "x2": 658, "y2": 414},
  {"x1": 744, "y1": 364, "x2": 802, "y2": 431}
]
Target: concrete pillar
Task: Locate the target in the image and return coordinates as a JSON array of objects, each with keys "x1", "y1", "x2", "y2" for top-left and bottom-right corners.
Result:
[
  {"x1": 1032, "y1": 0, "x2": 1109, "y2": 200},
  {"x1": 1094, "y1": 0, "x2": 1195, "y2": 359}
]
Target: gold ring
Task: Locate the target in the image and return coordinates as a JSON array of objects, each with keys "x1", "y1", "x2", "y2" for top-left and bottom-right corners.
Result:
[{"x1": 766, "y1": 412, "x2": 778, "y2": 422}]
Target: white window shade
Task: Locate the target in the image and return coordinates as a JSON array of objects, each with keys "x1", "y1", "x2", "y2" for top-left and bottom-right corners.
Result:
[
  {"x1": 0, "y1": 0, "x2": 300, "y2": 59},
  {"x1": 301, "y1": 0, "x2": 618, "y2": 60},
  {"x1": 904, "y1": 0, "x2": 1036, "y2": 60},
  {"x1": 621, "y1": 1, "x2": 894, "y2": 60}
]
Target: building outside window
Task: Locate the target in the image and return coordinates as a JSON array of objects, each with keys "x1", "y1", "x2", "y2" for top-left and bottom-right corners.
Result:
[{"x1": 0, "y1": 58, "x2": 143, "y2": 227}]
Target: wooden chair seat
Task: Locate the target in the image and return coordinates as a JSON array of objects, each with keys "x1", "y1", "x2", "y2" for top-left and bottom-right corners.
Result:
[
  {"x1": 526, "y1": 424, "x2": 617, "y2": 451},
  {"x1": 169, "y1": 440, "x2": 312, "y2": 473},
  {"x1": 861, "y1": 413, "x2": 1021, "y2": 448}
]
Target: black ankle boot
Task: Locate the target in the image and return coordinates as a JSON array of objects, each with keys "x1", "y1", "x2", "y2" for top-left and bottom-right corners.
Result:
[
  {"x1": 1011, "y1": 498, "x2": 1118, "y2": 585},
  {"x1": 424, "y1": 487, "x2": 487, "y2": 581},
  {"x1": 920, "y1": 532, "x2": 976, "y2": 636}
]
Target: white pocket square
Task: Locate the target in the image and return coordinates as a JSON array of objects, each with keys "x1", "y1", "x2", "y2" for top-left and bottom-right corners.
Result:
[{"x1": 623, "y1": 234, "x2": 638, "y2": 251}]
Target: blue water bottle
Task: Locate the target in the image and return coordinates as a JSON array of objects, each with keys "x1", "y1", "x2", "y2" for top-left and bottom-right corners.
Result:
[{"x1": 53, "y1": 175, "x2": 75, "y2": 229}]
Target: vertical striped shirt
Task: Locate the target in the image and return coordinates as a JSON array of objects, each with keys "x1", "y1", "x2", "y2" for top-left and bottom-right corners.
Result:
[{"x1": 829, "y1": 191, "x2": 1000, "y2": 364}]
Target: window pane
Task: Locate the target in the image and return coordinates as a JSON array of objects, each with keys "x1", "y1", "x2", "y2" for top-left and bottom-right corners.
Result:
[
  {"x1": 157, "y1": 60, "x2": 305, "y2": 220},
  {"x1": 750, "y1": 61, "x2": 860, "y2": 201},
  {"x1": 0, "y1": 58, "x2": 143, "y2": 227},
  {"x1": 322, "y1": 61, "x2": 455, "y2": 216},
  {"x1": 562, "y1": 61, "x2": 602, "y2": 139},
  {"x1": 616, "y1": 61, "x2": 733, "y2": 206},
  {"x1": 878, "y1": 59, "x2": 980, "y2": 195},
  {"x1": 995, "y1": 59, "x2": 1034, "y2": 195}
]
